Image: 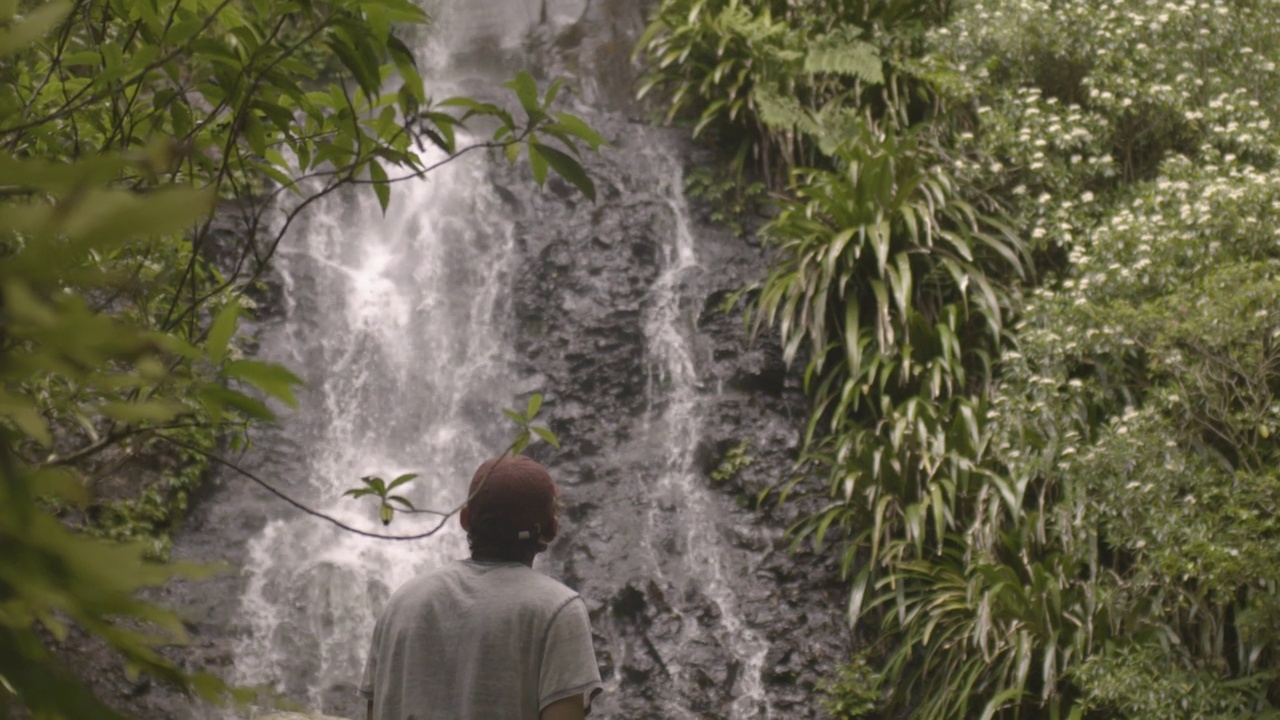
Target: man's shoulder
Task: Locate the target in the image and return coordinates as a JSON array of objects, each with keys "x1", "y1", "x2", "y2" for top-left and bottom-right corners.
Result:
[
  {"x1": 512, "y1": 565, "x2": 582, "y2": 605},
  {"x1": 401, "y1": 559, "x2": 580, "y2": 602}
]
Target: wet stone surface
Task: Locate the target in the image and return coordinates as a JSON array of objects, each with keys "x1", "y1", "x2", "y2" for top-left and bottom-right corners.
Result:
[
  {"x1": 491, "y1": 120, "x2": 854, "y2": 717},
  {"x1": 65, "y1": 4, "x2": 855, "y2": 719}
]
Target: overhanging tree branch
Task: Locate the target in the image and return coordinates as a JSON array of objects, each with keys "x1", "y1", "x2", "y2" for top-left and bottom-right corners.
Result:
[{"x1": 156, "y1": 433, "x2": 523, "y2": 542}]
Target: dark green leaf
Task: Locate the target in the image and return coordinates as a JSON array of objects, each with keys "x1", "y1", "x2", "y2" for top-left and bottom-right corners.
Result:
[
  {"x1": 551, "y1": 112, "x2": 607, "y2": 149},
  {"x1": 207, "y1": 298, "x2": 239, "y2": 366},
  {"x1": 387, "y1": 495, "x2": 415, "y2": 510},
  {"x1": 98, "y1": 400, "x2": 188, "y2": 424},
  {"x1": 528, "y1": 143, "x2": 549, "y2": 185},
  {"x1": 530, "y1": 142, "x2": 595, "y2": 201},
  {"x1": 369, "y1": 160, "x2": 391, "y2": 214},
  {"x1": 224, "y1": 360, "x2": 303, "y2": 407}
]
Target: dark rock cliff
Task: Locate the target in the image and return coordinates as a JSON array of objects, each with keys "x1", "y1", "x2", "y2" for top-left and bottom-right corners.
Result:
[
  {"x1": 61, "y1": 5, "x2": 858, "y2": 719},
  {"x1": 493, "y1": 117, "x2": 854, "y2": 718}
]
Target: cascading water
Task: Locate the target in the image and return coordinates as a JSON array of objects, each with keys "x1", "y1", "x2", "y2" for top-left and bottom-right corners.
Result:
[
  {"x1": 634, "y1": 151, "x2": 770, "y2": 719},
  {"x1": 232, "y1": 139, "x2": 520, "y2": 707},
  {"x1": 191, "y1": 2, "x2": 856, "y2": 719}
]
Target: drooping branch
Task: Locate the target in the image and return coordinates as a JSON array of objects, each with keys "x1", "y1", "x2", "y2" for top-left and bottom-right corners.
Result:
[{"x1": 156, "y1": 433, "x2": 526, "y2": 542}]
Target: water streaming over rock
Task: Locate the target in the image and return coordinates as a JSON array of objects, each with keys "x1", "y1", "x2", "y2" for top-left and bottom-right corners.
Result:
[
  {"x1": 163, "y1": 3, "x2": 856, "y2": 719},
  {"x1": 231, "y1": 151, "x2": 518, "y2": 707},
  {"x1": 634, "y1": 154, "x2": 769, "y2": 718}
]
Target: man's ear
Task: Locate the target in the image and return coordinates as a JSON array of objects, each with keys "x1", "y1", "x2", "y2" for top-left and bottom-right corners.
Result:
[{"x1": 460, "y1": 506, "x2": 471, "y2": 533}]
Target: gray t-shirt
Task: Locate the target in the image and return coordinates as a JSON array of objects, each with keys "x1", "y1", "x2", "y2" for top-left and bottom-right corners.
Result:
[{"x1": 360, "y1": 559, "x2": 602, "y2": 720}]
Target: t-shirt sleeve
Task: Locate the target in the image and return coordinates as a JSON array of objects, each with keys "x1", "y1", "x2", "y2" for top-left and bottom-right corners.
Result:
[
  {"x1": 359, "y1": 616, "x2": 381, "y2": 700},
  {"x1": 538, "y1": 596, "x2": 603, "y2": 714}
]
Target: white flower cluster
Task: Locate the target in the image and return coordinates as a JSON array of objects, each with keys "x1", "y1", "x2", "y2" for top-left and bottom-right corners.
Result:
[
  {"x1": 1069, "y1": 153, "x2": 1280, "y2": 305},
  {"x1": 934, "y1": 0, "x2": 1280, "y2": 479},
  {"x1": 926, "y1": 0, "x2": 1280, "y2": 252}
]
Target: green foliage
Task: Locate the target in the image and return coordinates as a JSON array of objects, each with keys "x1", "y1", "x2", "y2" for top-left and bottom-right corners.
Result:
[
  {"x1": 819, "y1": 652, "x2": 883, "y2": 719},
  {"x1": 1, "y1": 2, "x2": 602, "y2": 718},
  {"x1": 637, "y1": 0, "x2": 889, "y2": 183},
  {"x1": 453, "y1": 74, "x2": 608, "y2": 201},
  {"x1": 88, "y1": 427, "x2": 218, "y2": 559},
  {"x1": 0, "y1": 468, "x2": 255, "y2": 720},
  {"x1": 0, "y1": 150, "x2": 260, "y2": 718},
  {"x1": 710, "y1": 440, "x2": 752, "y2": 483},
  {"x1": 684, "y1": 164, "x2": 765, "y2": 237},
  {"x1": 502, "y1": 392, "x2": 561, "y2": 456},
  {"x1": 1075, "y1": 644, "x2": 1273, "y2": 719},
  {"x1": 345, "y1": 473, "x2": 420, "y2": 526},
  {"x1": 639, "y1": 0, "x2": 1280, "y2": 715},
  {"x1": 1, "y1": 0, "x2": 441, "y2": 559},
  {"x1": 755, "y1": 122, "x2": 1027, "y2": 575},
  {"x1": 857, "y1": 0, "x2": 1280, "y2": 715}
]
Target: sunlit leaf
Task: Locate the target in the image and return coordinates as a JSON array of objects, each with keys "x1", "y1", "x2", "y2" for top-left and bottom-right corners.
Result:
[
  {"x1": 206, "y1": 298, "x2": 239, "y2": 366},
  {"x1": 369, "y1": 160, "x2": 391, "y2": 214},
  {"x1": 531, "y1": 425, "x2": 560, "y2": 449},
  {"x1": 0, "y1": 0, "x2": 70, "y2": 56}
]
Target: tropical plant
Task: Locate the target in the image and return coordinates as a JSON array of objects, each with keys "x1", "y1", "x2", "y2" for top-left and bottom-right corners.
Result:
[
  {"x1": 849, "y1": 0, "x2": 1280, "y2": 715},
  {"x1": 1, "y1": 0, "x2": 602, "y2": 717},
  {"x1": 804, "y1": 170, "x2": 1280, "y2": 719},
  {"x1": 639, "y1": 0, "x2": 1280, "y2": 715},
  {"x1": 751, "y1": 122, "x2": 1030, "y2": 720},
  {"x1": 1, "y1": 143, "x2": 263, "y2": 720},
  {"x1": 636, "y1": 0, "x2": 887, "y2": 183},
  {"x1": 819, "y1": 651, "x2": 883, "y2": 719}
]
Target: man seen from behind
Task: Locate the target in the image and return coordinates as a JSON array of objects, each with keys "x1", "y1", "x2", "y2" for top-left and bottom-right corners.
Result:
[{"x1": 360, "y1": 455, "x2": 603, "y2": 720}]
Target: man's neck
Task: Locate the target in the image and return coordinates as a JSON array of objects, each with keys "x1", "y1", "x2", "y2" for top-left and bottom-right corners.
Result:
[{"x1": 470, "y1": 551, "x2": 535, "y2": 567}]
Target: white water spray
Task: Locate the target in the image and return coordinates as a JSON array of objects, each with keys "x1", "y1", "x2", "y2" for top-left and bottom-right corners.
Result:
[{"x1": 233, "y1": 150, "x2": 518, "y2": 707}]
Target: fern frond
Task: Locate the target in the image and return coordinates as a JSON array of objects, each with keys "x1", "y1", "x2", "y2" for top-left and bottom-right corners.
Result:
[
  {"x1": 753, "y1": 84, "x2": 807, "y2": 131},
  {"x1": 804, "y1": 27, "x2": 884, "y2": 84},
  {"x1": 716, "y1": 5, "x2": 787, "y2": 44}
]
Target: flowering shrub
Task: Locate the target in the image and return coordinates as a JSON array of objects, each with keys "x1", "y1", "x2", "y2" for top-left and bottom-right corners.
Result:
[
  {"x1": 914, "y1": 0, "x2": 1280, "y2": 715},
  {"x1": 638, "y1": 0, "x2": 1280, "y2": 714}
]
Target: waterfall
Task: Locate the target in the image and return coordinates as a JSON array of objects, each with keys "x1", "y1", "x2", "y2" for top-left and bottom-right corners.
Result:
[
  {"x1": 212, "y1": 2, "x2": 818, "y2": 718},
  {"x1": 233, "y1": 148, "x2": 519, "y2": 706}
]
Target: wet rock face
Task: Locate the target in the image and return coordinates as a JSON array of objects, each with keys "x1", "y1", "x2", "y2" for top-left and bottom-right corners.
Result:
[
  {"x1": 67, "y1": 14, "x2": 856, "y2": 720},
  {"x1": 512, "y1": 196, "x2": 665, "y2": 425},
  {"x1": 490, "y1": 124, "x2": 854, "y2": 717},
  {"x1": 70, "y1": 156, "x2": 853, "y2": 720}
]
